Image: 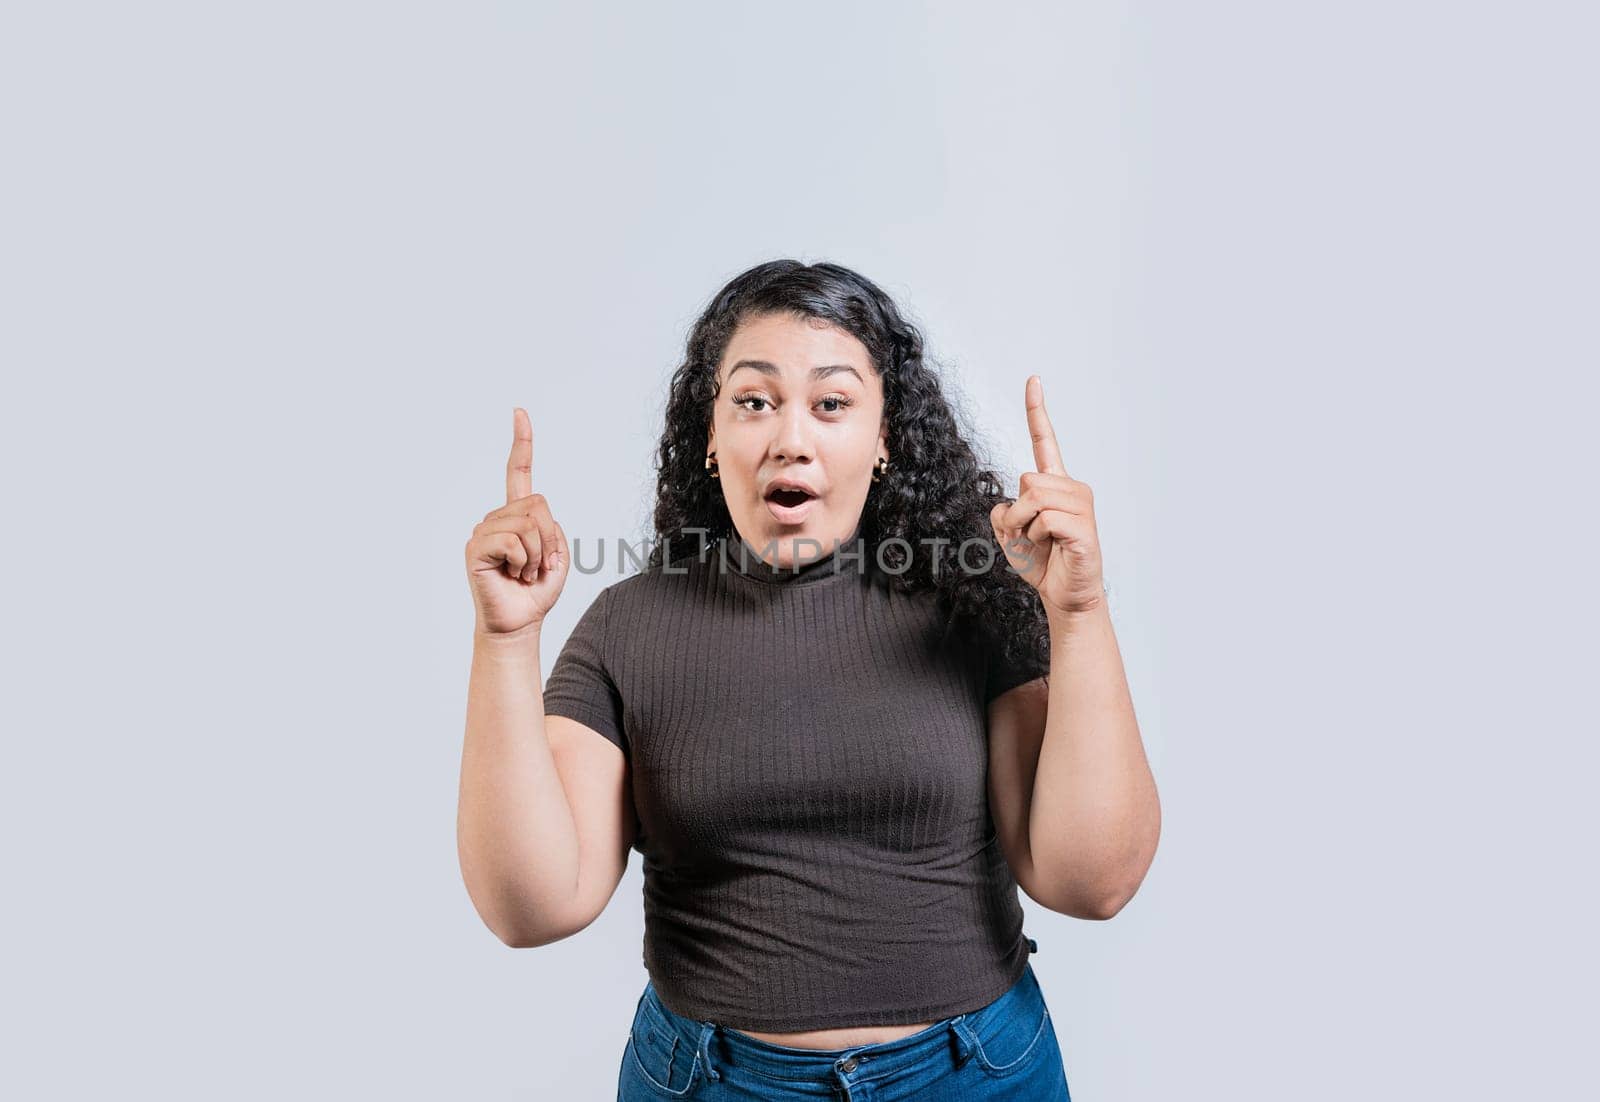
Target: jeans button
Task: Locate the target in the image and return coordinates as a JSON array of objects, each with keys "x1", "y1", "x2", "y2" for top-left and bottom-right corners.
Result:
[{"x1": 840, "y1": 1056, "x2": 858, "y2": 1072}]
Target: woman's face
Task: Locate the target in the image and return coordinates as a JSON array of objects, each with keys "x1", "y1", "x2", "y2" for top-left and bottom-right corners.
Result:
[{"x1": 709, "y1": 311, "x2": 888, "y2": 567}]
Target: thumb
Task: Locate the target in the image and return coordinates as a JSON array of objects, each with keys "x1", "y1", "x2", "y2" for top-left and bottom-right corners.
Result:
[
  {"x1": 990, "y1": 501, "x2": 1012, "y2": 545},
  {"x1": 546, "y1": 521, "x2": 571, "y2": 580}
]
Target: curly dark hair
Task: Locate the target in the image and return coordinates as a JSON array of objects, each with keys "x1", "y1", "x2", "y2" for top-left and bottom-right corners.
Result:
[{"x1": 643, "y1": 258, "x2": 1050, "y2": 675}]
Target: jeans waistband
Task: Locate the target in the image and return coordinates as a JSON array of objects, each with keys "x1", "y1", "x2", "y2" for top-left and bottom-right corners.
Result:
[{"x1": 634, "y1": 957, "x2": 1041, "y2": 1089}]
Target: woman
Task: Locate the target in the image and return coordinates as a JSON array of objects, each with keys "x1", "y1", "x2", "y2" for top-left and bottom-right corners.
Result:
[{"x1": 459, "y1": 260, "x2": 1160, "y2": 1099}]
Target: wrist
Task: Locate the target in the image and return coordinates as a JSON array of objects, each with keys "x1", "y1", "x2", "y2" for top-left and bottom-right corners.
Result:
[
  {"x1": 474, "y1": 619, "x2": 544, "y2": 651},
  {"x1": 1045, "y1": 592, "x2": 1111, "y2": 632}
]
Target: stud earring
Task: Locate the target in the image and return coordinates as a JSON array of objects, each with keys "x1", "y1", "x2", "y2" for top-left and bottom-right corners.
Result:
[
  {"x1": 871, "y1": 456, "x2": 889, "y2": 483},
  {"x1": 705, "y1": 452, "x2": 719, "y2": 479}
]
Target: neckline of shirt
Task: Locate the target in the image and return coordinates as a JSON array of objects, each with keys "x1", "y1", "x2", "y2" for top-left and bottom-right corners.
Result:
[{"x1": 717, "y1": 519, "x2": 868, "y2": 587}]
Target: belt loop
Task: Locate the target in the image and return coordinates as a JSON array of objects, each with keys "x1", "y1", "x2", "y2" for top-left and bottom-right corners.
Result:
[
  {"x1": 696, "y1": 1022, "x2": 721, "y2": 1082},
  {"x1": 949, "y1": 1015, "x2": 978, "y2": 1065}
]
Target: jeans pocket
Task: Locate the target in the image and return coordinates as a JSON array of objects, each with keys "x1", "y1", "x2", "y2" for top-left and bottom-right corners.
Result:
[
  {"x1": 968, "y1": 968, "x2": 1053, "y2": 1079},
  {"x1": 625, "y1": 993, "x2": 702, "y2": 1098},
  {"x1": 972, "y1": 1005, "x2": 1051, "y2": 1078}
]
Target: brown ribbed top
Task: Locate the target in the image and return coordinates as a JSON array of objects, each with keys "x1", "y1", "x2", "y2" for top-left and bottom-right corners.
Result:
[{"x1": 540, "y1": 521, "x2": 1049, "y2": 1031}]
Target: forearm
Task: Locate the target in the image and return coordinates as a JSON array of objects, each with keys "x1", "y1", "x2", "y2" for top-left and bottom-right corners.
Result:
[
  {"x1": 457, "y1": 623, "x2": 582, "y2": 946},
  {"x1": 1028, "y1": 602, "x2": 1161, "y2": 916}
]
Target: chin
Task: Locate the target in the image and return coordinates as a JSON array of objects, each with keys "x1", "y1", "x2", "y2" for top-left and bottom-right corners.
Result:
[{"x1": 744, "y1": 516, "x2": 831, "y2": 556}]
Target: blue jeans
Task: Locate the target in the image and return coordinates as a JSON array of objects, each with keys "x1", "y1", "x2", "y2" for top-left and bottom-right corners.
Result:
[{"x1": 616, "y1": 953, "x2": 1071, "y2": 1100}]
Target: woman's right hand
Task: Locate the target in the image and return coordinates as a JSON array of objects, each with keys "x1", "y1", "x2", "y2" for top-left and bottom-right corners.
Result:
[{"x1": 464, "y1": 407, "x2": 571, "y2": 636}]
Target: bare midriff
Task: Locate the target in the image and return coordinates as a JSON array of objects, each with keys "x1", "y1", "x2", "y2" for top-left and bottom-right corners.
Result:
[{"x1": 725, "y1": 1020, "x2": 941, "y2": 1050}]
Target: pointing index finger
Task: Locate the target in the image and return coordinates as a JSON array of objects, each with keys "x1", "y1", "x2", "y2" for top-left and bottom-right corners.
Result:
[
  {"x1": 1025, "y1": 375, "x2": 1067, "y2": 476},
  {"x1": 506, "y1": 407, "x2": 533, "y2": 504}
]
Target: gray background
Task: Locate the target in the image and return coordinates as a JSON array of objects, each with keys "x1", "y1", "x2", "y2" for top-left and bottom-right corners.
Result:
[{"x1": 3, "y1": 2, "x2": 1593, "y2": 1099}]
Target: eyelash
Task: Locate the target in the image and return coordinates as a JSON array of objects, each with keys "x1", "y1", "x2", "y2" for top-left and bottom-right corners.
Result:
[{"x1": 732, "y1": 393, "x2": 855, "y2": 414}]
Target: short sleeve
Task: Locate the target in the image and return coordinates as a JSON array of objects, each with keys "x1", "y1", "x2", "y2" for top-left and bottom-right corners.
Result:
[
  {"x1": 542, "y1": 587, "x2": 628, "y2": 756},
  {"x1": 984, "y1": 629, "x2": 1050, "y2": 704}
]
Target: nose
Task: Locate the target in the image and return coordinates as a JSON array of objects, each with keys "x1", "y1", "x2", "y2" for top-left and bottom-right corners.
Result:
[{"x1": 769, "y1": 402, "x2": 815, "y2": 464}]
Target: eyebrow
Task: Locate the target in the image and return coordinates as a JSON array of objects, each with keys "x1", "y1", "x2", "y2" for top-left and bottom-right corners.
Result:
[{"x1": 726, "y1": 360, "x2": 865, "y2": 385}]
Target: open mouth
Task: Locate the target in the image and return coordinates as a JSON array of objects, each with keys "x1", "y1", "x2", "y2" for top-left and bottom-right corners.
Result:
[
  {"x1": 766, "y1": 487, "x2": 815, "y2": 508},
  {"x1": 764, "y1": 485, "x2": 819, "y2": 523}
]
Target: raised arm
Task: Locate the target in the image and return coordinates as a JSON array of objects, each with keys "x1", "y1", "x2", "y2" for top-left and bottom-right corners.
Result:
[{"x1": 456, "y1": 408, "x2": 633, "y2": 947}]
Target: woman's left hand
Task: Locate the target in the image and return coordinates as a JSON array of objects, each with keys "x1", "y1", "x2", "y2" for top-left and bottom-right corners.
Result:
[{"x1": 990, "y1": 375, "x2": 1107, "y2": 617}]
